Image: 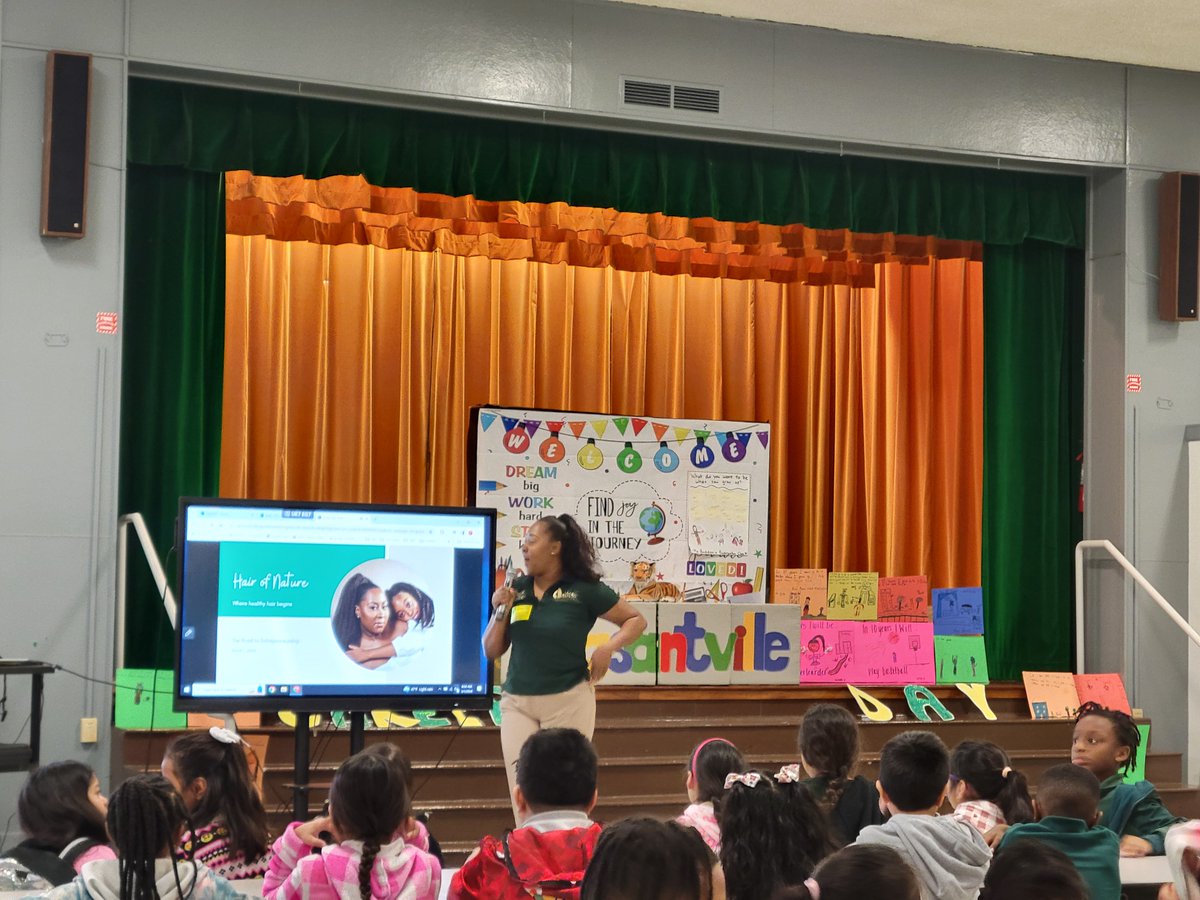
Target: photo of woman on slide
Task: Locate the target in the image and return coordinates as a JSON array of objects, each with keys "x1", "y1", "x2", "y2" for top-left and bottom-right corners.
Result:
[{"x1": 331, "y1": 571, "x2": 438, "y2": 669}]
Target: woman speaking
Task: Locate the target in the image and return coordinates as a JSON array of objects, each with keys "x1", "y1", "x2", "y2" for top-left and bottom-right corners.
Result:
[{"x1": 484, "y1": 513, "x2": 646, "y2": 810}]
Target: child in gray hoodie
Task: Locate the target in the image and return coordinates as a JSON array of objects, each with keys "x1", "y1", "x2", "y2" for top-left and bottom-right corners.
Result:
[
  {"x1": 38, "y1": 774, "x2": 238, "y2": 900},
  {"x1": 856, "y1": 730, "x2": 991, "y2": 900}
]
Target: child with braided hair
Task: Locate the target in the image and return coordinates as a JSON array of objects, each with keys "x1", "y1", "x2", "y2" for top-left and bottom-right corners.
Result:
[
  {"x1": 797, "y1": 704, "x2": 883, "y2": 844},
  {"x1": 40, "y1": 773, "x2": 238, "y2": 900},
  {"x1": 1071, "y1": 700, "x2": 1183, "y2": 856},
  {"x1": 263, "y1": 750, "x2": 440, "y2": 900}
]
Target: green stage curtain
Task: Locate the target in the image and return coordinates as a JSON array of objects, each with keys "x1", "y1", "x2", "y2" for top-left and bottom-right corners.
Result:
[{"x1": 122, "y1": 78, "x2": 1085, "y2": 677}]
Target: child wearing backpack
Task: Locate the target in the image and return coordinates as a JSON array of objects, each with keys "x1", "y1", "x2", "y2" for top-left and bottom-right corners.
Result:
[
  {"x1": 263, "y1": 750, "x2": 440, "y2": 900},
  {"x1": 0, "y1": 761, "x2": 114, "y2": 886},
  {"x1": 449, "y1": 728, "x2": 603, "y2": 900}
]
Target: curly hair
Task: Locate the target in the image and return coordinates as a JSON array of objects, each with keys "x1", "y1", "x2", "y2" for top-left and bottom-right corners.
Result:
[
  {"x1": 163, "y1": 730, "x2": 270, "y2": 863},
  {"x1": 980, "y1": 840, "x2": 1087, "y2": 900},
  {"x1": 719, "y1": 772, "x2": 836, "y2": 900},
  {"x1": 797, "y1": 705, "x2": 860, "y2": 814},
  {"x1": 950, "y1": 740, "x2": 1034, "y2": 824},
  {"x1": 329, "y1": 751, "x2": 410, "y2": 900},
  {"x1": 537, "y1": 515, "x2": 601, "y2": 582}
]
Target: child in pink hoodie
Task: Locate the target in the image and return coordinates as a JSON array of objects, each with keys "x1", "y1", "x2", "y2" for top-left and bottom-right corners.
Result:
[{"x1": 263, "y1": 750, "x2": 440, "y2": 900}]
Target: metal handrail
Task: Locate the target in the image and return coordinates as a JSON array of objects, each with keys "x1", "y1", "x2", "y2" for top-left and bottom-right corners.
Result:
[
  {"x1": 1074, "y1": 538, "x2": 1200, "y2": 674},
  {"x1": 116, "y1": 512, "x2": 177, "y2": 668}
]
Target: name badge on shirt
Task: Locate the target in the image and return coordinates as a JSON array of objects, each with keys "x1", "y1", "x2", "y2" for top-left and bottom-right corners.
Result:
[{"x1": 510, "y1": 604, "x2": 533, "y2": 624}]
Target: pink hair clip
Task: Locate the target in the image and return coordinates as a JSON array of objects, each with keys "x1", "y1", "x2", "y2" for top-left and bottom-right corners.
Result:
[
  {"x1": 724, "y1": 772, "x2": 762, "y2": 790},
  {"x1": 804, "y1": 877, "x2": 821, "y2": 898},
  {"x1": 775, "y1": 763, "x2": 802, "y2": 784}
]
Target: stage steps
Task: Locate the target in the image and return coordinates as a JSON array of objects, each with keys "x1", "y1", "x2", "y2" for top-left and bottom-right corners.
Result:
[{"x1": 114, "y1": 685, "x2": 1200, "y2": 866}]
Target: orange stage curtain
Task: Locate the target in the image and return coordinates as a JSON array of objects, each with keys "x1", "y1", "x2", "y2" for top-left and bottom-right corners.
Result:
[{"x1": 221, "y1": 174, "x2": 983, "y2": 588}]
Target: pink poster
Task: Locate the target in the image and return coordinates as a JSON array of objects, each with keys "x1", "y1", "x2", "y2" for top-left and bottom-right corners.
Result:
[{"x1": 800, "y1": 620, "x2": 935, "y2": 685}]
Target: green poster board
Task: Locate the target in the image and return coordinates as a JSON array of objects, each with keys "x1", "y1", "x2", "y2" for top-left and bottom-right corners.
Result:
[{"x1": 114, "y1": 669, "x2": 186, "y2": 730}]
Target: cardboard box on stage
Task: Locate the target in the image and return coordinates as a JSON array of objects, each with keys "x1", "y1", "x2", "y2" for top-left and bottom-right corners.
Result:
[
  {"x1": 586, "y1": 602, "x2": 659, "y2": 685},
  {"x1": 655, "y1": 603, "x2": 801, "y2": 686}
]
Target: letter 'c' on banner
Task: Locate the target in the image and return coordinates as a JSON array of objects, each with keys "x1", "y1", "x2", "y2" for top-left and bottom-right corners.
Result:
[{"x1": 847, "y1": 684, "x2": 894, "y2": 721}]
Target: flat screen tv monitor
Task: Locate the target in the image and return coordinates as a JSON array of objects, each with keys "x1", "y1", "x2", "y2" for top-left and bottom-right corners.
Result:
[{"x1": 175, "y1": 497, "x2": 496, "y2": 712}]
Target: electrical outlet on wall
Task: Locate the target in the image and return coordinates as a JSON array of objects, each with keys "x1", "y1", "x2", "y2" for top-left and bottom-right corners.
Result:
[{"x1": 80, "y1": 717, "x2": 98, "y2": 743}]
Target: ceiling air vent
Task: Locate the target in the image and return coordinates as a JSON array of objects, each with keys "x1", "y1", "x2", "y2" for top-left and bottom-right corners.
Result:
[
  {"x1": 672, "y1": 85, "x2": 720, "y2": 114},
  {"x1": 622, "y1": 79, "x2": 671, "y2": 109},
  {"x1": 620, "y1": 77, "x2": 722, "y2": 116}
]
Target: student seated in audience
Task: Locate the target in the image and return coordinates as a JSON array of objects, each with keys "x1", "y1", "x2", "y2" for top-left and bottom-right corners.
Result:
[
  {"x1": 997, "y1": 763, "x2": 1120, "y2": 900},
  {"x1": 449, "y1": 728, "x2": 602, "y2": 900},
  {"x1": 719, "y1": 769, "x2": 838, "y2": 900},
  {"x1": 161, "y1": 728, "x2": 272, "y2": 879},
  {"x1": 41, "y1": 774, "x2": 239, "y2": 900},
  {"x1": 1160, "y1": 819, "x2": 1200, "y2": 900},
  {"x1": 677, "y1": 738, "x2": 745, "y2": 852},
  {"x1": 856, "y1": 731, "x2": 991, "y2": 900},
  {"x1": 797, "y1": 704, "x2": 883, "y2": 845},
  {"x1": 768, "y1": 844, "x2": 921, "y2": 900},
  {"x1": 979, "y1": 840, "x2": 1088, "y2": 900},
  {"x1": 582, "y1": 817, "x2": 724, "y2": 900},
  {"x1": 949, "y1": 740, "x2": 1034, "y2": 836},
  {"x1": 264, "y1": 749, "x2": 440, "y2": 900},
  {"x1": 0, "y1": 761, "x2": 114, "y2": 886},
  {"x1": 1072, "y1": 701, "x2": 1183, "y2": 856},
  {"x1": 361, "y1": 742, "x2": 443, "y2": 864}
]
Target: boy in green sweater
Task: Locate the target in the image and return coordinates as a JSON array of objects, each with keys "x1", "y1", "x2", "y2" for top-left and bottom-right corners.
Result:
[
  {"x1": 1071, "y1": 701, "x2": 1182, "y2": 855},
  {"x1": 998, "y1": 763, "x2": 1119, "y2": 900}
]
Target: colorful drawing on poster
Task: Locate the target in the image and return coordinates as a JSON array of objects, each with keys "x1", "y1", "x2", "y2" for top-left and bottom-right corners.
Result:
[
  {"x1": 1074, "y1": 673, "x2": 1133, "y2": 715},
  {"x1": 1022, "y1": 671, "x2": 1080, "y2": 719},
  {"x1": 687, "y1": 472, "x2": 750, "y2": 557},
  {"x1": 800, "y1": 620, "x2": 934, "y2": 685},
  {"x1": 934, "y1": 635, "x2": 989, "y2": 684},
  {"x1": 773, "y1": 568, "x2": 828, "y2": 616},
  {"x1": 933, "y1": 587, "x2": 984, "y2": 635},
  {"x1": 825, "y1": 572, "x2": 878, "y2": 621},
  {"x1": 474, "y1": 408, "x2": 770, "y2": 601},
  {"x1": 879, "y1": 576, "x2": 930, "y2": 622}
]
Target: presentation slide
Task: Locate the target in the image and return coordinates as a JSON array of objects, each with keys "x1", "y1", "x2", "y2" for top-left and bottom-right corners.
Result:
[{"x1": 177, "y1": 505, "x2": 491, "y2": 703}]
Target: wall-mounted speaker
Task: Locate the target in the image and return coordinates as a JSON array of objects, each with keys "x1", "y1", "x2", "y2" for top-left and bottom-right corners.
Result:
[
  {"x1": 1159, "y1": 171, "x2": 1200, "y2": 322},
  {"x1": 40, "y1": 50, "x2": 92, "y2": 239}
]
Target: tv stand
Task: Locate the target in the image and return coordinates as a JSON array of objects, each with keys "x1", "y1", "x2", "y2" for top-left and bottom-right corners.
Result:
[
  {"x1": 0, "y1": 661, "x2": 54, "y2": 772},
  {"x1": 290, "y1": 710, "x2": 368, "y2": 821}
]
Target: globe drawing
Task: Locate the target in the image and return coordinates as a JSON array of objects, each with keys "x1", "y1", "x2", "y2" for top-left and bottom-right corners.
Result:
[{"x1": 640, "y1": 503, "x2": 666, "y2": 545}]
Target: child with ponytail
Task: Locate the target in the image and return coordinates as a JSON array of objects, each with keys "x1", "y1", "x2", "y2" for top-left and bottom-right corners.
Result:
[
  {"x1": 797, "y1": 704, "x2": 883, "y2": 844},
  {"x1": 263, "y1": 749, "x2": 440, "y2": 900},
  {"x1": 41, "y1": 773, "x2": 238, "y2": 900},
  {"x1": 161, "y1": 727, "x2": 271, "y2": 879},
  {"x1": 676, "y1": 738, "x2": 746, "y2": 852},
  {"x1": 949, "y1": 740, "x2": 1035, "y2": 835}
]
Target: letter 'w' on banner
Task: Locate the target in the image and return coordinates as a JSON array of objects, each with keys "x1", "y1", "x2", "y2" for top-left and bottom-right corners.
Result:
[{"x1": 846, "y1": 684, "x2": 893, "y2": 721}]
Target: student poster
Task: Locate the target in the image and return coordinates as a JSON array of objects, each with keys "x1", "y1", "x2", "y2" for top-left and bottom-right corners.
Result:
[{"x1": 472, "y1": 407, "x2": 770, "y2": 603}]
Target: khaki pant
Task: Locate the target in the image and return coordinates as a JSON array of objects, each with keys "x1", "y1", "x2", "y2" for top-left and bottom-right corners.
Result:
[{"x1": 499, "y1": 680, "x2": 596, "y2": 820}]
